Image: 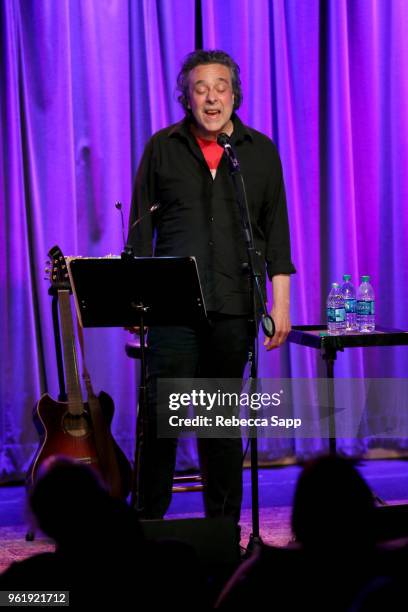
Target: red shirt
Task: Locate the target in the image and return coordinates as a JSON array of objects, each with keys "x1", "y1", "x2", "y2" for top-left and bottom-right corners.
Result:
[{"x1": 195, "y1": 136, "x2": 224, "y2": 177}]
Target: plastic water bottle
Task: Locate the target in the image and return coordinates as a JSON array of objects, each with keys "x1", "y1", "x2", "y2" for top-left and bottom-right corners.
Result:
[
  {"x1": 357, "y1": 275, "x2": 375, "y2": 332},
  {"x1": 327, "y1": 283, "x2": 346, "y2": 335},
  {"x1": 341, "y1": 274, "x2": 357, "y2": 332}
]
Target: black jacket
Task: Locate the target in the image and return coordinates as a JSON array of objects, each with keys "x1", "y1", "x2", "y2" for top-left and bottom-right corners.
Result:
[{"x1": 129, "y1": 114, "x2": 296, "y2": 315}]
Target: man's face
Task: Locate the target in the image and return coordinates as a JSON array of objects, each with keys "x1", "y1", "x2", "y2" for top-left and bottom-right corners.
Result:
[{"x1": 187, "y1": 63, "x2": 234, "y2": 138}]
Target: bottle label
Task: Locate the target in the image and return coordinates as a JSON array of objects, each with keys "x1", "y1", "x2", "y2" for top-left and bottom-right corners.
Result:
[
  {"x1": 344, "y1": 298, "x2": 356, "y2": 313},
  {"x1": 357, "y1": 300, "x2": 374, "y2": 315},
  {"x1": 335, "y1": 307, "x2": 346, "y2": 322},
  {"x1": 327, "y1": 307, "x2": 336, "y2": 323}
]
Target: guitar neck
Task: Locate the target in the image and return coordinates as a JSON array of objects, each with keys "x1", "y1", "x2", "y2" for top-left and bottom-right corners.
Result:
[{"x1": 58, "y1": 290, "x2": 84, "y2": 414}]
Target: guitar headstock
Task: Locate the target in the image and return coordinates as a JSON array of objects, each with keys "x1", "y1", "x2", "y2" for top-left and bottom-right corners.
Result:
[{"x1": 47, "y1": 245, "x2": 71, "y2": 292}]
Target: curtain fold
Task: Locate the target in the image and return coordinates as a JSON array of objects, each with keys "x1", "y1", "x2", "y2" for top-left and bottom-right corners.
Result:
[{"x1": 1, "y1": 0, "x2": 408, "y2": 481}]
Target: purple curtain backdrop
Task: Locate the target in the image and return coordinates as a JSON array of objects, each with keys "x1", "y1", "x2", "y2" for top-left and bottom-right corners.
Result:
[{"x1": 1, "y1": 0, "x2": 407, "y2": 482}]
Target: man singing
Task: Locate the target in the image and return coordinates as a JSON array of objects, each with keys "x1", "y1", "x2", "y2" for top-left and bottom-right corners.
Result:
[{"x1": 129, "y1": 50, "x2": 295, "y2": 527}]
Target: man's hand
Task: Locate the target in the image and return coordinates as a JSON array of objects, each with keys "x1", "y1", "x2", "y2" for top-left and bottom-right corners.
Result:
[
  {"x1": 263, "y1": 274, "x2": 291, "y2": 351},
  {"x1": 263, "y1": 305, "x2": 291, "y2": 350}
]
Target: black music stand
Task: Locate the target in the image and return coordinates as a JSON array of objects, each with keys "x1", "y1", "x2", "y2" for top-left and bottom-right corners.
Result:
[{"x1": 66, "y1": 255, "x2": 207, "y2": 510}]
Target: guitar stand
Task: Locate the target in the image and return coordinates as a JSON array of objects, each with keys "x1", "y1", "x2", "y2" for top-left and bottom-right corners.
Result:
[
  {"x1": 26, "y1": 289, "x2": 69, "y2": 542},
  {"x1": 50, "y1": 292, "x2": 68, "y2": 403}
]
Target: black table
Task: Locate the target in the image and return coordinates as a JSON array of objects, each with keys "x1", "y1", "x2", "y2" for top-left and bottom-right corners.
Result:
[{"x1": 287, "y1": 325, "x2": 408, "y2": 452}]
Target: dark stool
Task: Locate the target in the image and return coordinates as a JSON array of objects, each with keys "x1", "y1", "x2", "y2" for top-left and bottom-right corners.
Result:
[{"x1": 125, "y1": 339, "x2": 203, "y2": 492}]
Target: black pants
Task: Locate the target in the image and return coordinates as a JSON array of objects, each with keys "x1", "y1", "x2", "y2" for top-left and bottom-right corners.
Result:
[{"x1": 137, "y1": 314, "x2": 251, "y2": 523}]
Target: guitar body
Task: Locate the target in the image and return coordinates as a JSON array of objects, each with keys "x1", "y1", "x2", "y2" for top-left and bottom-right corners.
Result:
[
  {"x1": 29, "y1": 392, "x2": 132, "y2": 499},
  {"x1": 29, "y1": 393, "x2": 99, "y2": 486}
]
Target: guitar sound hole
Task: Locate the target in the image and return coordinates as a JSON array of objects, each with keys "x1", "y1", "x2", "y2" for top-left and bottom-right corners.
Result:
[{"x1": 62, "y1": 412, "x2": 91, "y2": 438}]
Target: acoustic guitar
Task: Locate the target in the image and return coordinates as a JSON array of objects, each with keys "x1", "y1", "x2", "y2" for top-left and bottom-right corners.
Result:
[{"x1": 28, "y1": 246, "x2": 132, "y2": 499}]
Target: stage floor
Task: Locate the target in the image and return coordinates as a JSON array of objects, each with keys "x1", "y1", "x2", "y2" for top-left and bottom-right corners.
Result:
[{"x1": 0, "y1": 459, "x2": 407, "y2": 571}]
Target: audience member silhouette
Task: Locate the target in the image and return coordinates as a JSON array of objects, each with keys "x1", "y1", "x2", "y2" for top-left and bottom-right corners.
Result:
[
  {"x1": 291, "y1": 453, "x2": 376, "y2": 554},
  {"x1": 216, "y1": 455, "x2": 407, "y2": 611},
  {"x1": 0, "y1": 456, "x2": 204, "y2": 608},
  {"x1": 0, "y1": 457, "x2": 146, "y2": 606}
]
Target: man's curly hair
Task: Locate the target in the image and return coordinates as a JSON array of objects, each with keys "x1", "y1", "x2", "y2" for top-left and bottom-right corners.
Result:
[{"x1": 176, "y1": 49, "x2": 243, "y2": 114}]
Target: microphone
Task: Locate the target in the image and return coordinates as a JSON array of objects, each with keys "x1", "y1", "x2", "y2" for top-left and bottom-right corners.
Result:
[
  {"x1": 217, "y1": 132, "x2": 240, "y2": 171},
  {"x1": 115, "y1": 201, "x2": 127, "y2": 249},
  {"x1": 130, "y1": 201, "x2": 161, "y2": 230},
  {"x1": 216, "y1": 132, "x2": 230, "y2": 148}
]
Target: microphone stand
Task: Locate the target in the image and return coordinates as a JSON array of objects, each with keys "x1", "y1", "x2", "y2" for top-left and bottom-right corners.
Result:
[
  {"x1": 119, "y1": 201, "x2": 159, "y2": 513},
  {"x1": 217, "y1": 133, "x2": 275, "y2": 553},
  {"x1": 121, "y1": 201, "x2": 161, "y2": 260}
]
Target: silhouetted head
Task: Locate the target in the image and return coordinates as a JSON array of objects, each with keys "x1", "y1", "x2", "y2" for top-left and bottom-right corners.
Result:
[
  {"x1": 29, "y1": 456, "x2": 137, "y2": 548},
  {"x1": 291, "y1": 455, "x2": 376, "y2": 553}
]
